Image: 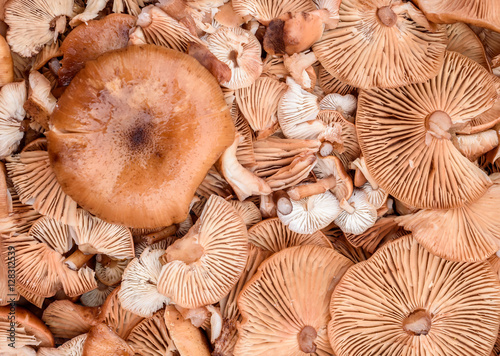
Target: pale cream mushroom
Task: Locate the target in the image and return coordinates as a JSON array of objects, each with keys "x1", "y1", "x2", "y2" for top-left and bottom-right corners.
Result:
[
  {"x1": 23, "y1": 71, "x2": 56, "y2": 131},
  {"x1": 70, "y1": 0, "x2": 109, "y2": 26},
  {"x1": 5, "y1": 0, "x2": 73, "y2": 57},
  {"x1": 278, "y1": 190, "x2": 340, "y2": 234},
  {"x1": 334, "y1": 189, "x2": 377, "y2": 235},
  {"x1": 0, "y1": 81, "x2": 27, "y2": 158},
  {"x1": 319, "y1": 93, "x2": 357, "y2": 123}
]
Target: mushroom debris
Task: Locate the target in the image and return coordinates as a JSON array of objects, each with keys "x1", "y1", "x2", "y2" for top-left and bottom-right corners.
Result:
[{"x1": 0, "y1": 0, "x2": 500, "y2": 355}]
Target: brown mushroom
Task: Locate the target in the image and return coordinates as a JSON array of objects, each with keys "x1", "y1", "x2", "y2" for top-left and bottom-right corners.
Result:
[
  {"x1": 48, "y1": 44, "x2": 235, "y2": 228},
  {"x1": 42, "y1": 300, "x2": 100, "y2": 339},
  {"x1": 82, "y1": 323, "x2": 134, "y2": 356}
]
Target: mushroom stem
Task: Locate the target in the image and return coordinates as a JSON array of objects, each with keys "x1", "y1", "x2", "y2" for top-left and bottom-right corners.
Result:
[
  {"x1": 160, "y1": 233, "x2": 204, "y2": 265},
  {"x1": 319, "y1": 141, "x2": 334, "y2": 157},
  {"x1": 52, "y1": 16, "x2": 67, "y2": 41},
  {"x1": 377, "y1": 6, "x2": 397, "y2": 27},
  {"x1": 260, "y1": 194, "x2": 277, "y2": 218},
  {"x1": 187, "y1": 42, "x2": 232, "y2": 84},
  {"x1": 145, "y1": 225, "x2": 177, "y2": 245},
  {"x1": 351, "y1": 158, "x2": 379, "y2": 190},
  {"x1": 402, "y1": 309, "x2": 432, "y2": 336},
  {"x1": 287, "y1": 176, "x2": 337, "y2": 200},
  {"x1": 64, "y1": 250, "x2": 94, "y2": 271},
  {"x1": 340, "y1": 198, "x2": 356, "y2": 214},
  {"x1": 273, "y1": 190, "x2": 292, "y2": 215},
  {"x1": 298, "y1": 325, "x2": 317, "y2": 353}
]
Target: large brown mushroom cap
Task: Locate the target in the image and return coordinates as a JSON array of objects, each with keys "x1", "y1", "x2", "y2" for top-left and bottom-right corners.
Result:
[
  {"x1": 235, "y1": 245, "x2": 353, "y2": 355},
  {"x1": 0, "y1": 306, "x2": 54, "y2": 348},
  {"x1": 329, "y1": 235, "x2": 500, "y2": 356},
  {"x1": 446, "y1": 23, "x2": 491, "y2": 71},
  {"x1": 413, "y1": 0, "x2": 500, "y2": 33},
  {"x1": 313, "y1": 0, "x2": 447, "y2": 89},
  {"x1": 48, "y1": 44, "x2": 235, "y2": 228},
  {"x1": 356, "y1": 51, "x2": 496, "y2": 209}
]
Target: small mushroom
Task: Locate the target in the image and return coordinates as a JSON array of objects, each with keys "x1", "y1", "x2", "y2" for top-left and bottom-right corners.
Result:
[
  {"x1": 70, "y1": 0, "x2": 109, "y2": 26},
  {"x1": 446, "y1": 23, "x2": 491, "y2": 71},
  {"x1": 334, "y1": 189, "x2": 377, "y2": 235},
  {"x1": 0, "y1": 81, "x2": 27, "y2": 158},
  {"x1": 229, "y1": 200, "x2": 262, "y2": 228},
  {"x1": 82, "y1": 323, "x2": 134, "y2": 356},
  {"x1": 312, "y1": 155, "x2": 353, "y2": 201},
  {"x1": 37, "y1": 333, "x2": 87, "y2": 356},
  {"x1": 455, "y1": 130, "x2": 499, "y2": 162},
  {"x1": 23, "y1": 71, "x2": 56, "y2": 131},
  {"x1": 235, "y1": 245, "x2": 353, "y2": 355},
  {"x1": 42, "y1": 300, "x2": 100, "y2": 339},
  {"x1": 283, "y1": 51, "x2": 317, "y2": 90},
  {"x1": 81, "y1": 282, "x2": 117, "y2": 308},
  {"x1": 319, "y1": 93, "x2": 357, "y2": 123},
  {"x1": 232, "y1": 0, "x2": 316, "y2": 25}
]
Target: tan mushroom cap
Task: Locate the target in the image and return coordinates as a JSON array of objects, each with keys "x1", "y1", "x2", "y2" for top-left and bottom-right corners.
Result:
[
  {"x1": 356, "y1": 51, "x2": 496, "y2": 209},
  {"x1": 313, "y1": 0, "x2": 447, "y2": 89},
  {"x1": 0, "y1": 306, "x2": 54, "y2": 348},
  {"x1": 248, "y1": 217, "x2": 331, "y2": 252},
  {"x1": 236, "y1": 245, "x2": 353, "y2": 355},
  {"x1": 157, "y1": 195, "x2": 248, "y2": 309},
  {"x1": 4, "y1": 0, "x2": 73, "y2": 57},
  {"x1": 58, "y1": 14, "x2": 135, "y2": 86},
  {"x1": 455, "y1": 130, "x2": 498, "y2": 162},
  {"x1": 232, "y1": 0, "x2": 316, "y2": 25},
  {"x1": 99, "y1": 286, "x2": 144, "y2": 340},
  {"x1": 48, "y1": 44, "x2": 234, "y2": 228},
  {"x1": 206, "y1": 27, "x2": 263, "y2": 90},
  {"x1": 344, "y1": 215, "x2": 402, "y2": 253},
  {"x1": 42, "y1": 300, "x2": 100, "y2": 339},
  {"x1": 446, "y1": 23, "x2": 491, "y2": 71},
  {"x1": 126, "y1": 309, "x2": 174, "y2": 356},
  {"x1": 230, "y1": 200, "x2": 262, "y2": 228},
  {"x1": 329, "y1": 235, "x2": 500, "y2": 356},
  {"x1": 82, "y1": 323, "x2": 134, "y2": 356},
  {"x1": 461, "y1": 76, "x2": 500, "y2": 135},
  {"x1": 318, "y1": 66, "x2": 355, "y2": 96},
  {"x1": 235, "y1": 76, "x2": 287, "y2": 139},
  {"x1": 395, "y1": 174, "x2": 500, "y2": 262},
  {"x1": 413, "y1": 0, "x2": 500, "y2": 33},
  {"x1": 37, "y1": 333, "x2": 87, "y2": 356}
]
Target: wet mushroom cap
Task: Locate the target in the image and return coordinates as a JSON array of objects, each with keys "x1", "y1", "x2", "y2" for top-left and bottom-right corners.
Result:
[
  {"x1": 48, "y1": 44, "x2": 235, "y2": 228},
  {"x1": 329, "y1": 235, "x2": 500, "y2": 356}
]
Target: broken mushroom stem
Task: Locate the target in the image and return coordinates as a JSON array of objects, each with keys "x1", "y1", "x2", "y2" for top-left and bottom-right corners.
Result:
[
  {"x1": 339, "y1": 198, "x2": 356, "y2": 214},
  {"x1": 187, "y1": 42, "x2": 232, "y2": 84},
  {"x1": 145, "y1": 224, "x2": 177, "y2": 245},
  {"x1": 50, "y1": 15, "x2": 67, "y2": 41},
  {"x1": 287, "y1": 176, "x2": 337, "y2": 200},
  {"x1": 64, "y1": 249, "x2": 94, "y2": 271},
  {"x1": 159, "y1": 232, "x2": 204, "y2": 265},
  {"x1": 319, "y1": 141, "x2": 334, "y2": 157},
  {"x1": 273, "y1": 190, "x2": 293, "y2": 215},
  {"x1": 298, "y1": 325, "x2": 317, "y2": 353},
  {"x1": 351, "y1": 158, "x2": 379, "y2": 190}
]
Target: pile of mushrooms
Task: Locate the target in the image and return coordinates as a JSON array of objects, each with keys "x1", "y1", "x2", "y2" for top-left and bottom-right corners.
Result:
[{"x1": 0, "y1": 0, "x2": 500, "y2": 355}]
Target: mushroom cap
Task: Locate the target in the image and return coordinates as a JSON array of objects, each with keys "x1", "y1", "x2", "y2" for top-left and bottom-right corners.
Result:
[
  {"x1": 413, "y1": 0, "x2": 500, "y2": 33},
  {"x1": 313, "y1": 0, "x2": 447, "y2": 89},
  {"x1": 126, "y1": 309, "x2": 175, "y2": 356},
  {"x1": 0, "y1": 305, "x2": 54, "y2": 348},
  {"x1": 0, "y1": 81, "x2": 27, "y2": 158},
  {"x1": 395, "y1": 175, "x2": 500, "y2": 262},
  {"x1": 446, "y1": 23, "x2": 491, "y2": 71},
  {"x1": 235, "y1": 245, "x2": 353, "y2": 355},
  {"x1": 319, "y1": 93, "x2": 357, "y2": 122},
  {"x1": 5, "y1": 0, "x2": 73, "y2": 57},
  {"x1": 58, "y1": 13, "x2": 135, "y2": 86},
  {"x1": 313, "y1": 155, "x2": 353, "y2": 201},
  {"x1": 24, "y1": 70, "x2": 57, "y2": 131},
  {"x1": 99, "y1": 286, "x2": 144, "y2": 340},
  {"x1": 278, "y1": 190, "x2": 341, "y2": 234},
  {"x1": 42, "y1": 300, "x2": 100, "y2": 339},
  {"x1": 229, "y1": 200, "x2": 262, "y2": 228},
  {"x1": 248, "y1": 217, "x2": 332, "y2": 252},
  {"x1": 157, "y1": 195, "x2": 248, "y2": 308},
  {"x1": 0, "y1": 34, "x2": 13, "y2": 86},
  {"x1": 95, "y1": 257, "x2": 129, "y2": 286},
  {"x1": 230, "y1": 103, "x2": 256, "y2": 168},
  {"x1": 356, "y1": 51, "x2": 496, "y2": 209},
  {"x1": 37, "y1": 333, "x2": 87, "y2": 356},
  {"x1": 318, "y1": 66, "x2": 355, "y2": 96},
  {"x1": 118, "y1": 247, "x2": 170, "y2": 318},
  {"x1": 334, "y1": 189, "x2": 377, "y2": 235},
  {"x1": 207, "y1": 27, "x2": 263, "y2": 90},
  {"x1": 232, "y1": 0, "x2": 316, "y2": 25},
  {"x1": 82, "y1": 323, "x2": 134, "y2": 356},
  {"x1": 81, "y1": 282, "x2": 116, "y2": 307},
  {"x1": 48, "y1": 44, "x2": 234, "y2": 228},
  {"x1": 329, "y1": 235, "x2": 500, "y2": 356}
]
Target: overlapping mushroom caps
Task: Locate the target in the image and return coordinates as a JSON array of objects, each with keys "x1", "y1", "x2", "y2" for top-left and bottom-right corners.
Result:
[
  {"x1": 157, "y1": 195, "x2": 248, "y2": 308},
  {"x1": 48, "y1": 44, "x2": 235, "y2": 228},
  {"x1": 313, "y1": 0, "x2": 447, "y2": 89},
  {"x1": 356, "y1": 51, "x2": 496, "y2": 209},
  {"x1": 329, "y1": 235, "x2": 500, "y2": 356},
  {"x1": 236, "y1": 245, "x2": 353, "y2": 355}
]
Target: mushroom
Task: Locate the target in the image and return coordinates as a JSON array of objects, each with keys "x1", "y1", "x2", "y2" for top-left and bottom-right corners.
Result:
[
  {"x1": 196, "y1": 166, "x2": 233, "y2": 200},
  {"x1": 58, "y1": 13, "x2": 136, "y2": 86},
  {"x1": 264, "y1": 151, "x2": 317, "y2": 191},
  {"x1": 283, "y1": 51, "x2": 317, "y2": 90},
  {"x1": 37, "y1": 333, "x2": 87, "y2": 356},
  {"x1": 187, "y1": 41, "x2": 232, "y2": 85},
  {"x1": 42, "y1": 300, "x2": 100, "y2": 339},
  {"x1": 334, "y1": 189, "x2": 377, "y2": 235},
  {"x1": 5, "y1": 139, "x2": 78, "y2": 225},
  {"x1": 413, "y1": 0, "x2": 500, "y2": 33},
  {"x1": 395, "y1": 174, "x2": 500, "y2": 262},
  {"x1": 235, "y1": 77, "x2": 287, "y2": 139},
  {"x1": 278, "y1": 190, "x2": 341, "y2": 234},
  {"x1": 112, "y1": 0, "x2": 146, "y2": 16},
  {"x1": 455, "y1": 130, "x2": 499, "y2": 162},
  {"x1": 356, "y1": 51, "x2": 496, "y2": 209},
  {"x1": 235, "y1": 245, "x2": 353, "y2": 355},
  {"x1": 95, "y1": 256, "x2": 129, "y2": 286},
  {"x1": 312, "y1": 155, "x2": 353, "y2": 201},
  {"x1": 446, "y1": 23, "x2": 491, "y2": 71},
  {"x1": 318, "y1": 66, "x2": 355, "y2": 96},
  {"x1": 48, "y1": 44, "x2": 235, "y2": 228},
  {"x1": 350, "y1": 157, "x2": 388, "y2": 209},
  {"x1": 214, "y1": 1, "x2": 249, "y2": 29},
  {"x1": 130, "y1": 6, "x2": 203, "y2": 52},
  {"x1": 0, "y1": 34, "x2": 13, "y2": 86},
  {"x1": 82, "y1": 323, "x2": 134, "y2": 355},
  {"x1": 229, "y1": 200, "x2": 262, "y2": 228},
  {"x1": 343, "y1": 216, "x2": 402, "y2": 253},
  {"x1": 69, "y1": 0, "x2": 109, "y2": 26},
  {"x1": 313, "y1": 0, "x2": 447, "y2": 89},
  {"x1": 262, "y1": 54, "x2": 289, "y2": 80},
  {"x1": 319, "y1": 93, "x2": 357, "y2": 123},
  {"x1": 4, "y1": 0, "x2": 73, "y2": 57},
  {"x1": 232, "y1": 0, "x2": 316, "y2": 25},
  {"x1": 206, "y1": 27, "x2": 263, "y2": 89},
  {"x1": 23, "y1": 71, "x2": 56, "y2": 131},
  {"x1": 329, "y1": 235, "x2": 500, "y2": 356},
  {"x1": 118, "y1": 247, "x2": 170, "y2": 317},
  {"x1": 81, "y1": 282, "x2": 117, "y2": 307},
  {"x1": 248, "y1": 216, "x2": 332, "y2": 252},
  {"x1": 0, "y1": 81, "x2": 27, "y2": 159}
]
